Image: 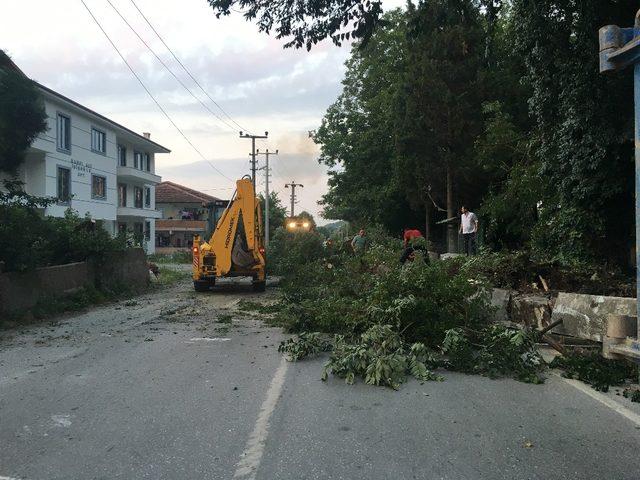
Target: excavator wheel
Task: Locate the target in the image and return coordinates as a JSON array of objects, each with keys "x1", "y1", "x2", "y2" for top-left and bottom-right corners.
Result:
[
  {"x1": 194, "y1": 280, "x2": 212, "y2": 292},
  {"x1": 252, "y1": 281, "x2": 266, "y2": 292}
]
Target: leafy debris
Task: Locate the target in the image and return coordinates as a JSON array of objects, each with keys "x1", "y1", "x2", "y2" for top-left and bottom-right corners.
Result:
[{"x1": 550, "y1": 352, "x2": 637, "y2": 392}]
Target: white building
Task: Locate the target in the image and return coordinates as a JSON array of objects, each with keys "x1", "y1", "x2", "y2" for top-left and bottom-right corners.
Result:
[{"x1": 7, "y1": 81, "x2": 170, "y2": 254}]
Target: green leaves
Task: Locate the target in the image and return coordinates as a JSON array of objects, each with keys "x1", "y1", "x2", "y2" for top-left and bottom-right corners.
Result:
[
  {"x1": 322, "y1": 325, "x2": 442, "y2": 390},
  {"x1": 443, "y1": 325, "x2": 545, "y2": 384},
  {"x1": 278, "y1": 332, "x2": 332, "y2": 362},
  {"x1": 0, "y1": 51, "x2": 47, "y2": 174}
]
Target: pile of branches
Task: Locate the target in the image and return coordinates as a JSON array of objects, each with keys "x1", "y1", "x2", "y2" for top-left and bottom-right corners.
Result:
[{"x1": 272, "y1": 233, "x2": 547, "y2": 389}]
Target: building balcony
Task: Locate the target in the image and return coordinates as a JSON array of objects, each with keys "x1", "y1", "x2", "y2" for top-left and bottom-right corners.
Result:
[
  {"x1": 156, "y1": 219, "x2": 206, "y2": 233},
  {"x1": 117, "y1": 165, "x2": 161, "y2": 184},
  {"x1": 117, "y1": 206, "x2": 162, "y2": 219}
]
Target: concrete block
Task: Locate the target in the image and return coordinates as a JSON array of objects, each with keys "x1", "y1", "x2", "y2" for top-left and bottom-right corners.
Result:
[
  {"x1": 440, "y1": 253, "x2": 464, "y2": 260},
  {"x1": 551, "y1": 292, "x2": 636, "y2": 342},
  {"x1": 511, "y1": 294, "x2": 552, "y2": 329},
  {"x1": 491, "y1": 288, "x2": 512, "y2": 323},
  {"x1": 606, "y1": 314, "x2": 637, "y2": 339}
]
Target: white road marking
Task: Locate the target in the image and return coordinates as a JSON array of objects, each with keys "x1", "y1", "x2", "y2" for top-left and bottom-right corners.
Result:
[
  {"x1": 554, "y1": 373, "x2": 640, "y2": 427},
  {"x1": 188, "y1": 337, "x2": 231, "y2": 342},
  {"x1": 0, "y1": 475, "x2": 23, "y2": 480},
  {"x1": 51, "y1": 414, "x2": 72, "y2": 428},
  {"x1": 233, "y1": 356, "x2": 289, "y2": 479}
]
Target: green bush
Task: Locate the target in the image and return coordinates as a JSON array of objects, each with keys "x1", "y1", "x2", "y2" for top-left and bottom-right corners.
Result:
[{"x1": 0, "y1": 182, "x2": 127, "y2": 272}]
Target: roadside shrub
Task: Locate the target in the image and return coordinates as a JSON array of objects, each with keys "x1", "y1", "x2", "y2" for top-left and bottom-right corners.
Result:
[{"x1": 0, "y1": 182, "x2": 127, "y2": 272}]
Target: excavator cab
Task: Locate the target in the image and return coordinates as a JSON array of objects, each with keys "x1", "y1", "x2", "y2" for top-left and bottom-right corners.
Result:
[{"x1": 192, "y1": 177, "x2": 266, "y2": 292}]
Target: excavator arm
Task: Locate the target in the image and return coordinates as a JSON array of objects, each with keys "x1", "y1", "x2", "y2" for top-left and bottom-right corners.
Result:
[{"x1": 192, "y1": 177, "x2": 265, "y2": 291}]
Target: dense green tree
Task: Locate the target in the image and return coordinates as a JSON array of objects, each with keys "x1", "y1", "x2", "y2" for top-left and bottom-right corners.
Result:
[
  {"x1": 394, "y1": 0, "x2": 485, "y2": 249},
  {"x1": 511, "y1": 0, "x2": 636, "y2": 264},
  {"x1": 315, "y1": 10, "x2": 417, "y2": 233},
  {"x1": 0, "y1": 50, "x2": 47, "y2": 174},
  {"x1": 206, "y1": 0, "x2": 385, "y2": 49}
]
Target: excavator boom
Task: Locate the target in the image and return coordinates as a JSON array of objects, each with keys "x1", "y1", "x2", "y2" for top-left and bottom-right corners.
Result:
[{"x1": 192, "y1": 178, "x2": 265, "y2": 292}]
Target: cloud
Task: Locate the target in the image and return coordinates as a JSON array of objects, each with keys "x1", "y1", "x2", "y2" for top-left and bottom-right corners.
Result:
[{"x1": 1, "y1": 0, "x2": 403, "y2": 225}]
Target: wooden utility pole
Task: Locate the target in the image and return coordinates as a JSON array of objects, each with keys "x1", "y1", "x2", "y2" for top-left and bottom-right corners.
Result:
[
  {"x1": 257, "y1": 149, "x2": 278, "y2": 247},
  {"x1": 285, "y1": 181, "x2": 304, "y2": 217},
  {"x1": 239, "y1": 131, "x2": 268, "y2": 192}
]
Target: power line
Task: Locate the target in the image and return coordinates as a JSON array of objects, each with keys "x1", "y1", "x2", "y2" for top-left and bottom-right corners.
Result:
[
  {"x1": 104, "y1": 0, "x2": 237, "y2": 133},
  {"x1": 128, "y1": 0, "x2": 250, "y2": 133},
  {"x1": 80, "y1": 0, "x2": 232, "y2": 182}
]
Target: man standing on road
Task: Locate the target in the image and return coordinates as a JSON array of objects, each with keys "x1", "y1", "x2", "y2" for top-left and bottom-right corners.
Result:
[
  {"x1": 459, "y1": 206, "x2": 478, "y2": 256},
  {"x1": 351, "y1": 228, "x2": 368, "y2": 254}
]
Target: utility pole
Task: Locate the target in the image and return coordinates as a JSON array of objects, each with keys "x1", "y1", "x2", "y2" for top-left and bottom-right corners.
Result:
[
  {"x1": 257, "y1": 148, "x2": 278, "y2": 247},
  {"x1": 285, "y1": 181, "x2": 304, "y2": 217},
  {"x1": 239, "y1": 131, "x2": 268, "y2": 192}
]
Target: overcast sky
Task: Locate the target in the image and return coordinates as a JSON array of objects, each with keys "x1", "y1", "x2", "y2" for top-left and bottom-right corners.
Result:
[{"x1": 1, "y1": 0, "x2": 403, "y2": 223}]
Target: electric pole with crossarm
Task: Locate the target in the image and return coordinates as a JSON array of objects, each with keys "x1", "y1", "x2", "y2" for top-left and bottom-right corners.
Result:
[
  {"x1": 257, "y1": 148, "x2": 278, "y2": 247},
  {"x1": 239, "y1": 131, "x2": 268, "y2": 192},
  {"x1": 285, "y1": 181, "x2": 304, "y2": 217}
]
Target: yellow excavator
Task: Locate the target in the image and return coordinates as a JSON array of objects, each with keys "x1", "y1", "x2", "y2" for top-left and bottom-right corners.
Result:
[{"x1": 192, "y1": 177, "x2": 266, "y2": 292}]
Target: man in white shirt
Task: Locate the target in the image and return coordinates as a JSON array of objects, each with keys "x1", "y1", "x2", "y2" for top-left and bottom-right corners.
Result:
[{"x1": 459, "y1": 206, "x2": 478, "y2": 256}]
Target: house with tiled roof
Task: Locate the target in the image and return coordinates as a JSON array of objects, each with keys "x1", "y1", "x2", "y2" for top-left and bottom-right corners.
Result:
[{"x1": 155, "y1": 181, "x2": 228, "y2": 252}]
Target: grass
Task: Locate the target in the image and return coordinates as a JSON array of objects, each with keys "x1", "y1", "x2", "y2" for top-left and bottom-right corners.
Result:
[
  {"x1": 237, "y1": 299, "x2": 281, "y2": 315},
  {"x1": 148, "y1": 251, "x2": 192, "y2": 264},
  {"x1": 154, "y1": 266, "x2": 191, "y2": 286},
  {"x1": 217, "y1": 313, "x2": 233, "y2": 324}
]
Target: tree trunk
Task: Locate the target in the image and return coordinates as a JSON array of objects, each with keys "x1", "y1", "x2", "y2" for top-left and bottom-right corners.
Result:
[
  {"x1": 425, "y1": 200, "x2": 431, "y2": 244},
  {"x1": 446, "y1": 163, "x2": 456, "y2": 253}
]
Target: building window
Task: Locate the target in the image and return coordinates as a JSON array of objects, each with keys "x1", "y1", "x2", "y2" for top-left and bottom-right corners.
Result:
[
  {"x1": 118, "y1": 145, "x2": 126, "y2": 166},
  {"x1": 144, "y1": 153, "x2": 150, "y2": 172},
  {"x1": 134, "y1": 186, "x2": 143, "y2": 208},
  {"x1": 134, "y1": 151, "x2": 142, "y2": 169},
  {"x1": 144, "y1": 221, "x2": 151, "y2": 241},
  {"x1": 91, "y1": 128, "x2": 106, "y2": 154},
  {"x1": 57, "y1": 166, "x2": 71, "y2": 204},
  {"x1": 118, "y1": 184, "x2": 127, "y2": 207},
  {"x1": 91, "y1": 175, "x2": 106, "y2": 200},
  {"x1": 56, "y1": 114, "x2": 71, "y2": 153},
  {"x1": 144, "y1": 187, "x2": 151, "y2": 208},
  {"x1": 134, "y1": 222, "x2": 144, "y2": 243}
]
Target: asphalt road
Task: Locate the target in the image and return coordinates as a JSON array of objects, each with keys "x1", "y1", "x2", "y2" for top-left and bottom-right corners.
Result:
[{"x1": 2, "y1": 272, "x2": 640, "y2": 480}]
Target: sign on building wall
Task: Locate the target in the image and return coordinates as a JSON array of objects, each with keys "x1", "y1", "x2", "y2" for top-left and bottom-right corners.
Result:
[{"x1": 71, "y1": 159, "x2": 93, "y2": 177}]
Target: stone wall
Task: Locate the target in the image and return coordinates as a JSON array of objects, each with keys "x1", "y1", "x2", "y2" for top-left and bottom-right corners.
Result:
[
  {"x1": 0, "y1": 248, "x2": 148, "y2": 316},
  {"x1": 490, "y1": 288, "x2": 636, "y2": 343}
]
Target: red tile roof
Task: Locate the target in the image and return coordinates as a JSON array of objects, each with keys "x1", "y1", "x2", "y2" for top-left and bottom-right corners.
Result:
[{"x1": 156, "y1": 181, "x2": 220, "y2": 204}]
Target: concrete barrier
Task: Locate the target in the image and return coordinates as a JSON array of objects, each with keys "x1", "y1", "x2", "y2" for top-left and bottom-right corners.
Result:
[
  {"x1": 0, "y1": 248, "x2": 149, "y2": 316},
  {"x1": 550, "y1": 292, "x2": 636, "y2": 342},
  {"x1": 490, "y1": 288, "x2": 512, "y2": 323}
]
